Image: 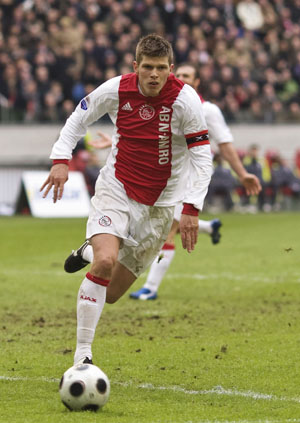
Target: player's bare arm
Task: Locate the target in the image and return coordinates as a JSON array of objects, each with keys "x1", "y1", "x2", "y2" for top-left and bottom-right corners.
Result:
[
  {"x1": 40, "y1": 163, "x2": 69, "y2": 203},
  {"x1": 219, "y1": 142, "x2": 262, "y2": 196},
  {"x1": 239, "y1": 173, "x2": 262, "y2": 196}
]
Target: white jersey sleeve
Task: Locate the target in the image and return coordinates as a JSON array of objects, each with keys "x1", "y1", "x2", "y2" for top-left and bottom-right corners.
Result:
[
  {"x1": 174, "y1": 85, "x2": 213, "y2": 211},
  {"x1": 50, "y1": 76, "x2": 121, "y2": 160},
  {"x1": 203, "y1": 101, "x2": 234, "y2": 145}
]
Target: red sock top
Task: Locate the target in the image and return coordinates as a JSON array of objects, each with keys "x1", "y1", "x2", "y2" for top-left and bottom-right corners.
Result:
[{"x1": 86, "y1": 272, "x2": 110, "y2": 287}]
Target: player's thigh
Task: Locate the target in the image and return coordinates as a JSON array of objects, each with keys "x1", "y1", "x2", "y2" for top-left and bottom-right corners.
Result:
[
  {"x1": 106, "y1": 262, "x2": 136, "y2": 304},
  {"x1": 165, "y1": 219, "x2": 179, "y2": 245}
]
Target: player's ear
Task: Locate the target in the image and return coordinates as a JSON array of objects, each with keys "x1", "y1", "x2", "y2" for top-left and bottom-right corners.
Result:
[
  {"x1": 133, "y1": 61, "x2": 138, "y2": 74},
  {"x1": 170, "y1": 63, "x2": 174, "y2": 72}
]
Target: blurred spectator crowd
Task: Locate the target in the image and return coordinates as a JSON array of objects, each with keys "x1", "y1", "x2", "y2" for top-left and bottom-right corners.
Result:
[
  {"x1": 71, "y1": 132, "x2": 300, "y2": 212},
  {"x1": 1, "y1": 0, "x2": 300, "y2": 123},
  {"x1": 206, "y1": 145, "x2": 300, "y2": 212}
]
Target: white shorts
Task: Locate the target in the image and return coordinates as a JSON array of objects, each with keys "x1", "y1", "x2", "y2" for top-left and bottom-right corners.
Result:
[
  {"x1": 173, "y1": 203, "x2": 183, "y2": 222},
  {"x1": 86, "y1": 176, "x2": 174, "y2": 277}
]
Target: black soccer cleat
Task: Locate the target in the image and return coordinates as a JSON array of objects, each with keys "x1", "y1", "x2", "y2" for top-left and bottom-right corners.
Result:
[
  {"x1": 210, "y1": 219, "x2": 222, "y2": 245},
  {"x1": 75, "y1": 357, "x2": 93, "y2": 365},
  {"x1": 64, "y1": 241, "x2": 90, "y2": 273}
]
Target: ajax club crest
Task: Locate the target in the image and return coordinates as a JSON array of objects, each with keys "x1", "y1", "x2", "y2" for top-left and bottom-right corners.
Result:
[
  {"x1": 139, "y1": 104, "x2": 155, "y2": 120},
  {"x1": 99, "y1": 216, "x2": 112, "y2": 227}
]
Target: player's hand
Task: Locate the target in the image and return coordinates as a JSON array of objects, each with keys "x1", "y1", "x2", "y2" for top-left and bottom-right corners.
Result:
[
  {"x1": 40, "y1": 163, "x2": 69, "y2": 203},
  {"x1": 87, "y1": 130, "x2": 112, "y2": 150},
  {"x1": 241, "y1": 173, "x2": 262, "y2": 196},
  {"x1": 179, "y1": 214, "x2": 199, "y2": 253}
]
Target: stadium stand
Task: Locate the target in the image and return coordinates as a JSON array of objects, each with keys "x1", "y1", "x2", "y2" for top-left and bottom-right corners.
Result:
[
  {"x1": 0, "y1": 0, "x2": 300, "y2": 123},
  {"x1": 0, "y1": 0, "x2": 299, "y2": 213}
]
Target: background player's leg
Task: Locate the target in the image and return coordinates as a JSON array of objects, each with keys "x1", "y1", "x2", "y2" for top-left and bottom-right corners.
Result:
[
  {"x1": 198, "y1": 219, "x2": 222, "y2": 244},
  {"x1": 130, "y1": 220, "x2": 179, "y2": 300},
  {"x1": 198, "y1": 219, "x2": 213, "y2": 233}
]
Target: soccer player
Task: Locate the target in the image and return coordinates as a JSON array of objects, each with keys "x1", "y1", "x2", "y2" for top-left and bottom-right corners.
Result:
[
  {"x1": 40, "y1": 35, "x2": 213, "y2": 365},
  {"x1": 64, "y1": 63, "x2": 262, "y2": 302}
]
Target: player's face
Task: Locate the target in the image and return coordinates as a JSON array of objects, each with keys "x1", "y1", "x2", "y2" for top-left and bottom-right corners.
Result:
[
  {"x1": 134, "y1": 56, "x2": 173, "y2": 97},
  {"x1": 175, "y1": 65, "x2": 199, "y2": 90}
]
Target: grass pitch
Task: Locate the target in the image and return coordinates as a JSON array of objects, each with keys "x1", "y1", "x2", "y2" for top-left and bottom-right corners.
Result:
[{"x1": 0, "y1": 212, "x2": 300, "y2": 423}]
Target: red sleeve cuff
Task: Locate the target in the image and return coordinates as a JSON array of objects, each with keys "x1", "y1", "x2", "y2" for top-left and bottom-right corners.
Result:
[
  {"x1": 52, "y1": 159, "x2": 69, "y2": 166},
  {"x1": 182, "y1": 203, "x2": 199, "y2": 216}
]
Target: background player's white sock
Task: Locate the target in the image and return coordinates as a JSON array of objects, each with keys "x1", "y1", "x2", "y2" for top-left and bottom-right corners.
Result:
[
  {"x1": 198, "y1": 219, "x2": 212, "y2": 234},
  {"x1": 82, "y1": 244, "x2": 94, "y2": 263},
  {"x1": 74, "y1": 275, "x2": 107, "y2": 364},
  {"x1": 143, "y1": 244, "x2": 175, "y2": 293}
]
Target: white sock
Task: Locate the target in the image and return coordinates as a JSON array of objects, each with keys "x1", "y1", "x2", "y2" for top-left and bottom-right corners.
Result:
[
  {"x1": 143, "y1": 245, "x2": 175, "y2": 293},
  {"x1": 82, "y1": 244, "x2": 94, "y2": 263},
  {"x1": 74, "y1": 276, "x2": 106, "y2": 364},
  {"x1": 198, "y1": 219, "x2": 213, "y2": 234}
]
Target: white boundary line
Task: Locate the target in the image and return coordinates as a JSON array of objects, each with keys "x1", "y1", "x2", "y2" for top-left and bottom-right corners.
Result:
[
  {"x1": 2, "y1": 376, "x2": 300, "y2": 423},
  {"x1": 120, "y1": 382, "x2": 300, "y2": 405},
  {"x1": 1, "y1": 375, "x2": 300, "y2": 406},
  {"x1": 164, "y1": 273, "x2": 300, "y2": 284}
]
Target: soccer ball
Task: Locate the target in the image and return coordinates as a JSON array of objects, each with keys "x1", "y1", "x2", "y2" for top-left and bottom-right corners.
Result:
[{"x1": 59, "y1": 363, "x2": 110, "y2": 411}]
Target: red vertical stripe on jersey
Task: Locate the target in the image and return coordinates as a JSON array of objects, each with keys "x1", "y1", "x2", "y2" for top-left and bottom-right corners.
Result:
[{"x1": 115, "y1": 73, "x2": 184, "y2": 206}]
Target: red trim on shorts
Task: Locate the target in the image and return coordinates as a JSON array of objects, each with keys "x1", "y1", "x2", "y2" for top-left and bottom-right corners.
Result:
[
  {"x1": 86, "y1": 272, "x2": 110, "y2": 287},
  {"x1": 182, "y1": 203, "x2": 199, "y2": 216},
  {"x1": 162, "y1": 243, "x2": 175, "y2": 250}
]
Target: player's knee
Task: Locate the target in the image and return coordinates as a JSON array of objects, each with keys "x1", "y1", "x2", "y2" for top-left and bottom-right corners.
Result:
[{"x1": 92, "y1": 255, "x2": 116, "y2": 277}]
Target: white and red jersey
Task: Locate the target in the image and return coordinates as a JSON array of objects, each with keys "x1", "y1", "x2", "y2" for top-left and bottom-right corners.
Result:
[
  {"x1": 173, "y1": 97, "x2": 234, "y2": 222},
  {"x1": 202, "y1": 101, "x2": 234, "y2": 146},
  {"x1": 50, "y1": 73, "x2": 212, "y2": 210}
]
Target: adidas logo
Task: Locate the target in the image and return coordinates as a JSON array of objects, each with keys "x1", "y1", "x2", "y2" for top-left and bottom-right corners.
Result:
[{"x1": 121, "y1": 102, "x2": 133, "y2": 111}]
